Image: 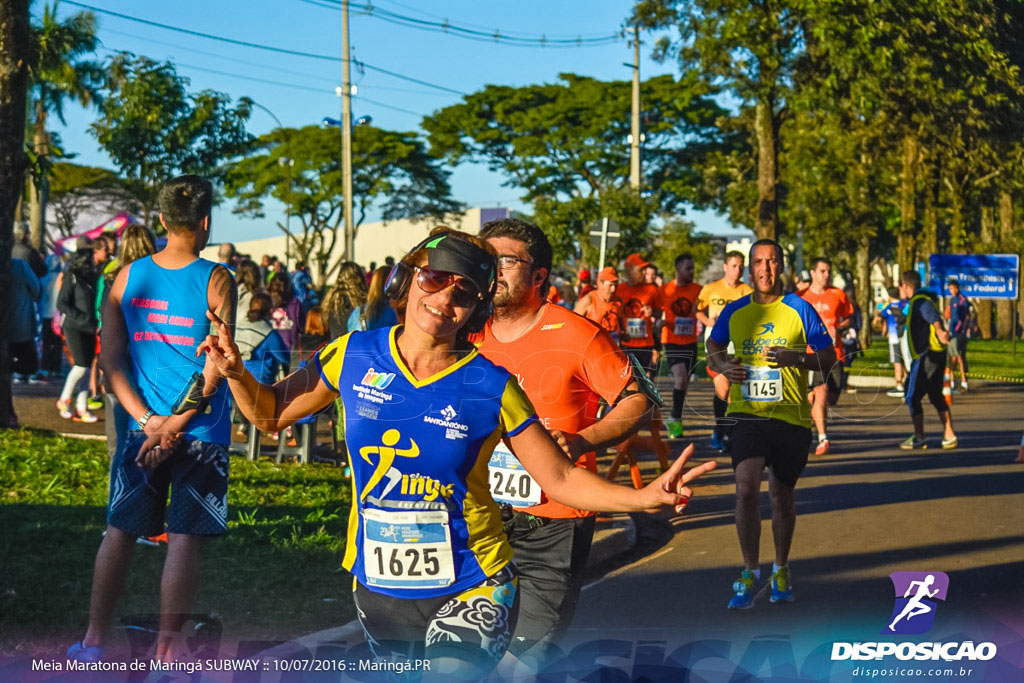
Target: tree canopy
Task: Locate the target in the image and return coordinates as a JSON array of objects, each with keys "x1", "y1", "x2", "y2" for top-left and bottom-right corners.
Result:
[
  {"x1": 423, "y1": 72, "x2": 736, "y2": 265},
  {"x1": 89, "y1": 53, "x2": 253, "y2": 225},
  {"x1": 224, "y1": 124, "x2": 462, "y2": 284}
]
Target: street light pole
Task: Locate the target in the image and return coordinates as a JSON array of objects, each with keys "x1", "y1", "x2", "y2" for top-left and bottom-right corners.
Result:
[
  {"x1": 341, "y1": 0, "x2": 355, "y2": 262},
  {"x1": 630, "y1": 23, "x2": 642, "y2": 191}
]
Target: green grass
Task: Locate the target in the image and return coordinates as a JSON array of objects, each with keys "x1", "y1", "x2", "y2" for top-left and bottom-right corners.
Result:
[
  {"x1": 649, "y1": 337, "x2": 1022, "y2": 382},
  {"x1": 848, "y1": 337, "x2": 1024, "y2": 381},
  {"x1": 0, "y1": 429, "x2": 355, "y2": 657}
]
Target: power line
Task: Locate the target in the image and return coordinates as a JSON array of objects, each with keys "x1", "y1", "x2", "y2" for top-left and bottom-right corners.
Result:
[
  {"x1": 309, "y1": 0, "x2": 623, "y2": 47},
  {"x1": 63, "y1": 1, "x2": 467, "y2": 95},
  {"x1": 96, "y1": 46, "x2": 424, "y2": 119},
  {"x1": 101, "y1": 27, "x2": 340, "y2": 87},
  {"x1": 101, "y1": 27, "x2": 444, "y2": 96}
]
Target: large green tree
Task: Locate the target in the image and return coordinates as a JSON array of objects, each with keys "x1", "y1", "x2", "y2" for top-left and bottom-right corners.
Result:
[
  {"x1": 26, "y1": 1, "x2": 103, "y2": 250},
  {"x1": 423, "y1": 73, "x2": 734, "y2": 265},
  {"x1": 89, "y1": 53, "x2": 253, "y2": 225},
  {"x1": 225, "y1": 124, "x2": 463, "y2": 284},
  {"x1": 1, "y1": 0, "x2": 31, "y2": 429},
  {"x1": 633, "y1": 0, "x2": 807, "y2": 241},
  {"x1": 804, "y1": 0, "x2": 1024, "y2": 270}
]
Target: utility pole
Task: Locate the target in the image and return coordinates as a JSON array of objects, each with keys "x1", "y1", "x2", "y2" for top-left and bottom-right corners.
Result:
[
  {"x1": 630, "y1": 24, "x2": 641, "y2": 191},
  {"x1": 341, "y1": 0, "x2": 355, "y2": 261}
]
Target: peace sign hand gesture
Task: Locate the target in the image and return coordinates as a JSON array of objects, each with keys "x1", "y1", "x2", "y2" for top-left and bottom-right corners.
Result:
[{"x1": 197, "y1": 310, "x2": 244, "y2": 379}]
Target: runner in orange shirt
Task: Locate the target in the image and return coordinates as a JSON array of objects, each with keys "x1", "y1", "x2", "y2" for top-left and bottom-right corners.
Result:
[
  {"x1": 574, "y1": 266, "x2": 623, "y2": 342},
  {"x1": 798, "y1": 257, "x2": 853, "y2": 455},
  {"x1": 476, "y1": 219, "x2": 657, "y2": 672},
  {"x1": 659, "y1": 254, "x2": 703, "y2": 439},
  {"x1": 696, "y1": 251, "x2": 753, "y2": 450},
  {"x1": 617, "y1": 253, "x2": 662, "y2": 378}
]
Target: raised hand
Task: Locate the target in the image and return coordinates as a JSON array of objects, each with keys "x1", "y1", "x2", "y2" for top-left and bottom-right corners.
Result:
[
  {"x1": 639, "y1": 443, "x2": 718, "y2": 514},
  {"x1": 198, "y1": 310, "x2": 243, "y2": 378}
]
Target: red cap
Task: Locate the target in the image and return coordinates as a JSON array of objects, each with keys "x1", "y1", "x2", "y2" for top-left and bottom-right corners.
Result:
[
  {"x1": 578, "y1": 268, "x2": 591, "y2": 282},
  {"x1": 625, "y1": 253, "x2": 651, "y2": 270},
  {"x1": 598, "y1": 266, "x2": 619, "y2": 282}
]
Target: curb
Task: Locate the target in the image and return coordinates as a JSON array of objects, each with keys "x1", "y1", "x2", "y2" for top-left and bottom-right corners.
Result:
[{"x1": 587, "y1": 514, "x2": 638, "y2": 568}]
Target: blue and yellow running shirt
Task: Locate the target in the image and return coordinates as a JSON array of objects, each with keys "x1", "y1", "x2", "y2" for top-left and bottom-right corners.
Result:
[
  {"x1": 709, "y1": 293, "x2": 832, "y2": 428},
  {"x1": 315, "y1": 326, "x2": 537, "y2": 599}
]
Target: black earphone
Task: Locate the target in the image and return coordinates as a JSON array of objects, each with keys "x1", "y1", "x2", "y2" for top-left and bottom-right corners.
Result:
[
  {"x1": 383, "y1": 231, "x2": 497, "y2": 334},
  {"x1": 383, "y1": 233, "x2": 437, "y2": 301}
]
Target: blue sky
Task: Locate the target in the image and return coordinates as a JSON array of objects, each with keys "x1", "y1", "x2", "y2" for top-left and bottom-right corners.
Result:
[{"x1": 47, "y1": 0, "x2": 735, "y2": 242}]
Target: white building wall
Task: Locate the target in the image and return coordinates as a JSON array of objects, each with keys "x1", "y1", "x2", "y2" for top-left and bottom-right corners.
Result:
[{"x1": 201, "y1": 207, "x2": 505, "y2": 270}]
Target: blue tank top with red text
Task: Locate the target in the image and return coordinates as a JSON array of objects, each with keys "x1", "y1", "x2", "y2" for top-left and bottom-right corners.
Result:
[{"x1": 120, "y1": 256, "x2": 231, "y2": 443}]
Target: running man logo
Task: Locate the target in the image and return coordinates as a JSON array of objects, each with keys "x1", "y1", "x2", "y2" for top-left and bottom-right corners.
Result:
[
  {"x1": 358, "y1": 429, "x2": 419, "y2": 501},
  {"x1": 883, "y1": 571, "x2": 950, "y2": 634},
  {"x1": 757, "y1": 322, "x2": 777, "y2": 336},
  {"x1": 361, "y1": 368, "x2": 396, "y2": 389}
]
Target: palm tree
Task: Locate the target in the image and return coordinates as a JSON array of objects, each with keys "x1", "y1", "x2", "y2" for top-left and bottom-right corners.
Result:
[{"x1": 27, "y1": 0, "x2": 103, "y2": 249}]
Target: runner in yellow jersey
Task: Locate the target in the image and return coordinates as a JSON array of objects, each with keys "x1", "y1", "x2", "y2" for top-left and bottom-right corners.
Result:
[
  {"x1": 696, "y1": 251, "x2": 753, "y2": 450},
  {"x1": 707, "y1": 239, "x2": 835, "y2": 609}
]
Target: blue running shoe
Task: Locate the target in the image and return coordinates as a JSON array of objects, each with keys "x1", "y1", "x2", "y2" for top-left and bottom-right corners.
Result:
[
  {"x1": 728, "y1": 570, "x2": 757, "y2": 609},
  {"x1": 67, "y1": 641, "x2": 104, "y2": 662},
  {"x1": 710, "y1": 432, "x2": 725, "y2": 452},
  {"x1": 770, "y1": 566, "x2": 794, "y2": 603}
]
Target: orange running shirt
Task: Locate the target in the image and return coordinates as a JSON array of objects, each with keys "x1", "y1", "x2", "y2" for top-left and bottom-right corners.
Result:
[
  {"x1": 660, "y1": 281, "x2": 703, "y2": 345},
  {"x1": 616, "y1": 281, "x2": 661, "y2": 348},
  {"x1": 478, "y1": 304, "x2": 633, "y2": 519},
  {"x1": 581, "y1": 291, "x2": 624, "y2": 342},
  {"x1": 798, "y1": 286, "x2": 853, "y2": 360}
]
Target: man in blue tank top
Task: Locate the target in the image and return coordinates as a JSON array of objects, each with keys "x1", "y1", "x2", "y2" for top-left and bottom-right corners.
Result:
[{"x1": 67, "y1": 175, "x2": 237, "y2": 664}]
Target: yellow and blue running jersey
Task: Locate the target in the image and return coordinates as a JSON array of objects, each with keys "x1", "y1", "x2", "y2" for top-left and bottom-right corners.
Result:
[
  {"x1": 709, "y1": 293, "x2": 832, "y2": 428},
  {"x1": 315, "y1": 326, "x2": 537, "y2": 599}
]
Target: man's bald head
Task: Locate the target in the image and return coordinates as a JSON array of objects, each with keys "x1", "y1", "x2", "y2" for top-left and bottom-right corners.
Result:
[{"x1": 218, "y1": 242, "x2": 237, "y2": 264}]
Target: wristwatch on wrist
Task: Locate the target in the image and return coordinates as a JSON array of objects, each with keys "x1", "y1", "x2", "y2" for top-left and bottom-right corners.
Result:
[{"x1": 138, "y1": 408, "x2": 155, "y2": 429}]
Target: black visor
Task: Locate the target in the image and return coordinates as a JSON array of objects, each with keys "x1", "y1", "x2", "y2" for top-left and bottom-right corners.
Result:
[{"x1": 423, "y1": 234, "x2": 496, "y2": 300}]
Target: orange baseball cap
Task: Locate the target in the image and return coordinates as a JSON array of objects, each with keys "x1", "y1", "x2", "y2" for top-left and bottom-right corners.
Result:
[
  {"x1": 598, "y1": 266, "x2": 619, "y2": 282},
  {"x1": 624, "y1": 253, "x2": 651, "y2": 269}
]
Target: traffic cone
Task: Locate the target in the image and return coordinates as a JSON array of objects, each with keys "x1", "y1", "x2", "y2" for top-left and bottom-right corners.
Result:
[
  {"x1": 1016, "y1": 433, "x2": 1024, "y2": 464},
  {"x1": 942, "y1": 369, "x2": 953, "y2": 406}
]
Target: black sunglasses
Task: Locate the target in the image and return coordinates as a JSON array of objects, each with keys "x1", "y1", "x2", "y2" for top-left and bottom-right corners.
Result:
[{"x1": 414, "y1": 266, "x2": 483, "y2": 308}]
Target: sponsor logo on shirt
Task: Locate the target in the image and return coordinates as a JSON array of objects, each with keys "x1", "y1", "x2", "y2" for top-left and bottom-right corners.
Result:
[
  {"x1": 362, "y1": 368, "x2": 396, "y2": 389},
  {"x1": 743, "y1": 322, "x2": 788, "y2": 356},
  {"x1": 423, "y1": 404, "x2": 469, "y2": 440},
  {"x1": 355, "y1": 368, "x2": 396, "y2": 405}
]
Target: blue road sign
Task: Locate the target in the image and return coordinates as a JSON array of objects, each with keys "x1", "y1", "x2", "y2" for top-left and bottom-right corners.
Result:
[{"x1": 928, "y1": 254, "x2": 1019, "y2": 300}]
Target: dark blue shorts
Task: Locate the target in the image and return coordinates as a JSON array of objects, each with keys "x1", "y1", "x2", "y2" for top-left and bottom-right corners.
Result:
[{"x1": 107, "y1": 430, "x2": 230, "y2": 537}]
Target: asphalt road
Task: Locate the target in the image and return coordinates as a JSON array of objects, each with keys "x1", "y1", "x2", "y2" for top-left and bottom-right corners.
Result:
[{"x1": 562, "y1": 379, "x2": 1024, "y2": 682}]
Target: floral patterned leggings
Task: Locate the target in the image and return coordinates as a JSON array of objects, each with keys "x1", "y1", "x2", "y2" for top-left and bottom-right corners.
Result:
[{"x1": 353, "y1": 564, "x2": 519, "y2": 674}]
